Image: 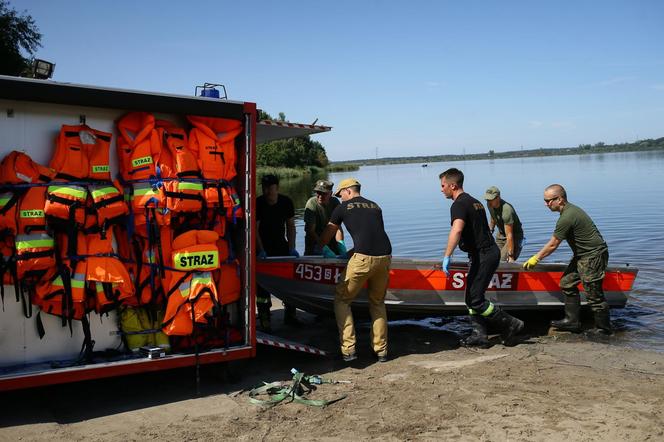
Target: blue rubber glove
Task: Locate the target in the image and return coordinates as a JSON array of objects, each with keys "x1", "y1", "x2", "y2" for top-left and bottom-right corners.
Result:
[
  {"x1": 257, "y1": 250, "x2": 267, "y2": 259},
  {"x1": 322, "y1": 245, "x2": 336, "y2": 258},
  {"x1": 289, "y1": 248, "x2": 300, "y2": 258},
  {"x1": 442, "y1": 256, "x2": 451, "y2": 276},
  {"x1": 336, "y1": 240, "x2": 348, "y2": 258}
]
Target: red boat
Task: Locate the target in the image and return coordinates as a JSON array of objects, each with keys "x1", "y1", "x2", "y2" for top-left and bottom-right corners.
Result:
[{"x1": 256, "y1": 257, "x2": 638, "y2": 318}]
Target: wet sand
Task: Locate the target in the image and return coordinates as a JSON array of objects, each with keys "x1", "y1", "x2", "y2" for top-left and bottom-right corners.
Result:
[{"x1": 2, "y1": 303, "x2": 663, "y2": 441}]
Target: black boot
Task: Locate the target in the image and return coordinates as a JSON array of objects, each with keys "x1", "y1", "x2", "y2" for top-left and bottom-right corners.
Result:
[
  {"x1": 462, "y1": 315, "x2": 490, "y2": 348},
  {"x1": 488, "y1": 308, "x2": 524, "y2": 346},
  {"x1": 283, "y1": 303, "x2": 303, "y2": 327},
  {"x1": 587, "y1": 308, "x2": 613, "y2": 336},
  {"x1": 257, "y1": 304, "x2": 271, "y2": 333},
  {"x1": 551, "y1": 295, "x2": 581, "y2": 332}
]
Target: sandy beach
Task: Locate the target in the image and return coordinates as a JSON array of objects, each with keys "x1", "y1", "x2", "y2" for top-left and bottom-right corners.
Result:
[{"x1": 2, "y1": 303, "x2": 663, "y2": 442}]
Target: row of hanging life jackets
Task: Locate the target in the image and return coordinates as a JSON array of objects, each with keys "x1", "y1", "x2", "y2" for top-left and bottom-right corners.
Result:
[{"x1": 0, "y1": 112, "x2": 244, "y2": 337}]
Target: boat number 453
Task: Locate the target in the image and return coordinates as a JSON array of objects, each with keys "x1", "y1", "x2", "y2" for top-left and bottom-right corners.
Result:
[
  {"x1": 294, "y1": 263, "x2": 343, "y2": 284},
  {"x1": 449, "y1": 271, "x2": 518, "y2": 291}
]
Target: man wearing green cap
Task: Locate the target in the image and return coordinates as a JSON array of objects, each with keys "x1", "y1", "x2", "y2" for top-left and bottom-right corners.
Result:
[
  {"x1": 523, "y1": 184, "x2": 612, "y2": 336},
  {"x1": 303, "y1": 179, "x2": 346, "y2": 256},
  {"x1": 319, "y1": 178, "x2": 392, "y2": 363},
  {"x1": 484, "y1": 186, "x2": 524, "y2": 262}
]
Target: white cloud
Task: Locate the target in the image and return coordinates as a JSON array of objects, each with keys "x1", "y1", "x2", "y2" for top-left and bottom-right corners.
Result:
[
  {"x1": 529, "y1": 120, "x2": 543, "y2": 128},
  {"x1": 651, "y1": 84, "x2": 664, "y2": 91},
  {"x1": 596, "y1": 76, "x2": 636, "y2": 87},
  {"x1": 425, "y1": 81, "x2": 440, "y2": 88},
  {"x1": 551, "y1": 121, "x2": 576, "y2": 129}
]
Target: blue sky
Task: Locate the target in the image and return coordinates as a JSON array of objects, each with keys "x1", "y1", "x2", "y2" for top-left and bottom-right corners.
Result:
[{"x1": 13, "y1": 0, "x2": 664, "y2": 161}]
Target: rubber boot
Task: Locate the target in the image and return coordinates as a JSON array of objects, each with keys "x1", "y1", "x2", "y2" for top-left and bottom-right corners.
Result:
[
  {"x1": 257, "y1": 303, "x2": 271, "y2": 333},
  {"x1": 461, "y1": 315, "x2": 490, "y2": 348},
  {"x1": 550, "y1": 295, "x2": 581, "y2": 332},
  {"x1": 488, "y1": 308, "x2": 524, "y2": 346},
  {"x1": 586, "y1": 308, "x2": 613, "y2": 336}
]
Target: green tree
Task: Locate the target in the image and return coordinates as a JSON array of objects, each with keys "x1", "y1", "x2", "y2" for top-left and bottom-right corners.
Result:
[
  {"x1": 0, "y1": 0, "x2": 42, "y2": 76},
  {"x1": 256, "y1": 111, "x2": 329, "y2": 168}
]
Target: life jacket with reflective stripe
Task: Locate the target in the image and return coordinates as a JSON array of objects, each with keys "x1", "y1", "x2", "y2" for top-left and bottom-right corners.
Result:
[
  {"x1": 187, "y1": 116, "x2": 243, "y2": 182},
  {"x1": 124, "y1": 226, "x2": 171, "y2": 307},
  {"x1": 172, "y1": 230, "x2": 220, "y2": 272},
  {"x1": 82, "y1": 230, "x2": 134, "y2": 312},
  {"x1": 162, "y1": 271, "x2": 218, "y2": 336},
  {"x1": 32, "y1": 268, "x2": 87, "y2": 321},
  {"x1": 15, "y1": 186, "x2": 55, "y2": 281},
  {"x1": 0, "y1": 151, "x2": 55, "y2": 235},
  {"x1": 44, "y1": 183, "x2": 87, "y2": 226},
  {"x1": 15, "y1": 232, "x2": 56, "y2": 279},
  {"x1": 156, "y1": 121, "x2": 205, "y2": 213},
  {"x1": 162, "y1": 230, "x2": 220, "y2": 335},
  {"x1": 88, "y1": 181, "x2": 128, "y2": 227},
  {"x1": 116, "y1": 112, "x2": 161, "y2": 181},
  {"x1": 50, "y1": 125, "x2": 112, "y2": 181}
]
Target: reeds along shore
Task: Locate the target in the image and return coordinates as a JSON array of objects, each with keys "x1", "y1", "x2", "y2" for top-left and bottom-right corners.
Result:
[{"x1": 257, "y1": 164, "x2": 359, "y2": 178}]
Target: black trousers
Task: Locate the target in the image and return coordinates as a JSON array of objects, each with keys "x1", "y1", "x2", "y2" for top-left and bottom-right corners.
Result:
[{"x1": 465, "y1": 244, "x2": 501, "y2": 314}]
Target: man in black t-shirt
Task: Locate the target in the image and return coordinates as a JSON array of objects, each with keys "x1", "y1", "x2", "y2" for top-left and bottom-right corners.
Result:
[
  {"x1": 319, "y1": 178, "x2": 392, "y2": 363},
  {"x1": 256, "y1": 174, "x2": 300, "y2": 330},
  {"x1": 440, "y1": 168, "x2": 524, "y2": 347}
]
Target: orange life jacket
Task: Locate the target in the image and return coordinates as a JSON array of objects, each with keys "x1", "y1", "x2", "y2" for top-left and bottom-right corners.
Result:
[
  {"x1": 218, "y1": 259, "x2": 241, "y2": 305},
  {"x1": 156, "y1": 121, "x2": 205, "y2": 214},
  {"x1": 126, "y1": 226, "x2": 171, "y2": 307},
  {"x1": 88, "y1": 181, "x2": 128, "y2": 227},
  {"x1": 116, "y1": 112, "x2": 161, "y2": 181},
  {"x1": 0, "y1": 151, "x2": 55, "y2": 235},
  {"x1": 44, "y1": 183, "x2": 87, "y2": 226},
  {"x1": 82, "y1": 230, "x2": 134, "y2": 312},
  {"x1": 162, "y1": 230, "x2": 220, "y2": 336},
  {"x1": 187, "y1": 116, "x2": 243, "y2": 183},
  {"x1": 50, "y1": 124, "x2": 112, "y2": 181},
  {"x1": 32, "y1": 267, "x2": 87, "y2": 321}
]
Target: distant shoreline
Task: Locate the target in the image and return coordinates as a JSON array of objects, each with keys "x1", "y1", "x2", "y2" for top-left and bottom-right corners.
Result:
[{"x1": 330, "y1": 138, "x2": 664, "y2": 167}]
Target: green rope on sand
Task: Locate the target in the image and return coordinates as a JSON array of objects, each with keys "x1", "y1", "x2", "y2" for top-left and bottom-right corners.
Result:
[{"x1": 248, "y1": 371, "x2": 347, "y2": 408}]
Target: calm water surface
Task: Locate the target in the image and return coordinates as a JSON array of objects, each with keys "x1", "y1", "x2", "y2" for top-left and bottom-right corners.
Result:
[{"x1": 280, "y1": 151, "x2": 664, "y2": 352}]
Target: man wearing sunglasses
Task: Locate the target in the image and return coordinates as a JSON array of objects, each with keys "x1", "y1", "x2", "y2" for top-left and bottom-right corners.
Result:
[{"x1": 523, "y1": 184, "x2": 611, "y2": 336}]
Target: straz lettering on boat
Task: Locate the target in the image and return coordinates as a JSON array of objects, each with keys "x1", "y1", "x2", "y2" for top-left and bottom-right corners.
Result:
[
  {"x1": 294, "y1": 263, "x2": 343, "y2": 284},
  {"x1": 448, "y1": 271, "x2": 518, "y2": 291}
]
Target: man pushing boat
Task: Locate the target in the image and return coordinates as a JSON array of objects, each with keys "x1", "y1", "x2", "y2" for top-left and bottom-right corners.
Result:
[
  {"x1": 319, "y1": 178, "x2": 392, "y2": 363},
  {"x1": 523, "y1": 184, "x2": 612, "y2": 336},
  {"x1": 439, "y1": 168, "x2": 524, "y2": 347}
]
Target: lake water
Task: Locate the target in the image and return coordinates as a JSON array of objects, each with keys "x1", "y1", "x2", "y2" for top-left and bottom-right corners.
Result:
[{"x1": 279, "y1": 151, "x2": 664, "y2": 352}]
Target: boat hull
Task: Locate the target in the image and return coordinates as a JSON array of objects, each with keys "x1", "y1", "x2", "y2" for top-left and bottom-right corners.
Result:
[{"x1": 256, "y1": 257, "x2": 638, "y2": 318}]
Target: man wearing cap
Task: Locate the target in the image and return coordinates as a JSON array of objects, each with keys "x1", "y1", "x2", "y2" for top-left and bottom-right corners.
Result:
[
  {"x1": 256, "y1": 174, "x2": 300, "y2": 330},
  {"x1": 439, "y1": 168, "x2": 524, "y2": 347},
  {"x1": 523, "y1": 184, "x2": 612, "y2": 336},
  {"x1": 303, "y1": 180, "x2": 346, "y2": 256},
  {"x1": 319, "y1": 178, "x2": 392, "y2": 363},
  {"x1": 484, "y1": 186, "x2": 524, "y2": 262}
]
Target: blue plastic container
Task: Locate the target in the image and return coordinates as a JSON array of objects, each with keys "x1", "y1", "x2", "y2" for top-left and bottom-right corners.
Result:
[{"x1": 200, "y1": 88, "x2": 220, "y2": 99}]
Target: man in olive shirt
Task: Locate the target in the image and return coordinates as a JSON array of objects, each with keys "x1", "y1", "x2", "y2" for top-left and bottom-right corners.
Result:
[
  {"x1": 319, "y1": 178, "x2": 392, "y2": 363},
  {"x1": 303, "y1": 180, "x2": 345, "y2": 256},
  {"x1": 523, "y1": 184, "x2": 611, "y2": 335},
  {"x1": 484, "y1": 186, "x2": 524, "y2": 262}
]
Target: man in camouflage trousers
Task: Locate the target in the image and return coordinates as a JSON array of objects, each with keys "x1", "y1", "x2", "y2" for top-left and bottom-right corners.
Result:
[{"x1": 523, "y1": 184, "x2": 612, "y2": 335}]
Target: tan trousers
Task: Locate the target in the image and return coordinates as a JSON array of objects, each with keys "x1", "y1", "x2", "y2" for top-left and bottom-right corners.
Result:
[{"x1": 334, "y1": 253, "x2": 391, "y2": 357}]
